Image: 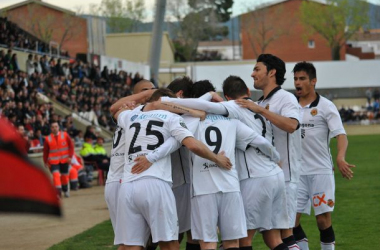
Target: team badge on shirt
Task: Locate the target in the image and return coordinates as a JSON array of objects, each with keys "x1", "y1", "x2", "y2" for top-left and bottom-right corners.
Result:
[
  {"x1": 265, "y1": 104, "x2": 270, "y2": 110},
  {"x1": 180, "y1": 121, "x2": 188, "y2": 129},
  {"x1": 327, "y1": 199, "x2": 335, "y2": 207},
  {"x1": 310, "y1": 108, "x2": 318, "y2": 116}
]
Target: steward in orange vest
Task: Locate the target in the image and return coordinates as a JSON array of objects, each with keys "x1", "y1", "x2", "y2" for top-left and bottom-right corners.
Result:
[{"x1": 43, "y1": 122, "x2": 74, "y2": 197}]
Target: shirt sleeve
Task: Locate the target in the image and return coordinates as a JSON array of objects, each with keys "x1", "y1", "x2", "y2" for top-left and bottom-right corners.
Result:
[
  {"x1": 168, "y1": 115, "x2": 194, "y2": 143},
  {"x1": 163, "y1": 97, "x2": 228, "y2": 115},
  {"x1": 198, "y1": 92, "x2": 212, "y2": 101},
  {"x1": 235, "y1": 120, "x2": 280, "y2": 163},
  {"x1": 145, "y1": 137, "x2": 182, "y2": 163},
  {"x1": 280, "y1": 94, "x2": 300, "y2": 121},
  {"x1": 117, "y1": 110, "x2": 131, "y2": 129},
  {"x1": 220, "y1": 101, "x2": 244, "y2": 119},
  {"x1": 326, "y1": 102, "x2": 346, "y2": 138},
  {"x1": 182, "y1": 115, "x2": 200, "y2": 134}
]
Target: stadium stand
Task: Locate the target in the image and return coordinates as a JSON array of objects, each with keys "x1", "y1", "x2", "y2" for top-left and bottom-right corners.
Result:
[{"x1": 0, "y1": 17, "x2": 147, "y2": 155}]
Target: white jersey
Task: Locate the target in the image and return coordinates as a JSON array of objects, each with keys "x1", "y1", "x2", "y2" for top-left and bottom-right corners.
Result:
[
  {"x1": 191, "y1": 114, "x2": 259, "y2": 196},
  {"x1": 170, "y1": 116, "x2": 200, "y2": 188},
  {"x1": 298, "y1": 94, "x2": 346, "y2": 175},
  {"x1": 107, "y1": 105, "x2": 143, "y2": 183},
  {"x1": 257, "y1": 87, "x2": 302, "y2": 183},
  {"x1": 221, "y1": 100, "x2": 283, "y2": 180},
  {"x1": 117, "y1": 108, "x2": 193, "y2": 183}
]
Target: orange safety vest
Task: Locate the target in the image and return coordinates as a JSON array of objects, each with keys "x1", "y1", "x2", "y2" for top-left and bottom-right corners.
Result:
[{"x1": 46, "y1": 132, "x2": 70, "y2": 165}]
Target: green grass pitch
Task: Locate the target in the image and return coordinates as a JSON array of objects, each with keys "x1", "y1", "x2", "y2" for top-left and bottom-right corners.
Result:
[{"x1": 48, "y1": 134, "x2": 380, "y2": 250}]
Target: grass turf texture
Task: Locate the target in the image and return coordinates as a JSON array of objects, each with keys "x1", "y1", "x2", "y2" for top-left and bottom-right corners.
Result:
[{"x1": 48, "y1": 134, "x2": 380, "y2": 250}]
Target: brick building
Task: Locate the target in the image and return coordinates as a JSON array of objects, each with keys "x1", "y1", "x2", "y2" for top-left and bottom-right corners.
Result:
[
  {"x1": 241, "y1": 0, "x2": 346, "y2": 62},
  {"x1": 1, "y1": 0, "x2": 88, "y2": 57}
]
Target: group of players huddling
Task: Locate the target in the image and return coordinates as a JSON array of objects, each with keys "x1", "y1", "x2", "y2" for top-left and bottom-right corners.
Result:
[{"x1": 104, "y1": 54, "x2": 355, "y2": 250}]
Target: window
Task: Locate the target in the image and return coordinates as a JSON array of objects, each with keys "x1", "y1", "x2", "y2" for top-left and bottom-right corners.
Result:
[{"x1": 308, "y1": 40, "x2": 315, "y2": 49}]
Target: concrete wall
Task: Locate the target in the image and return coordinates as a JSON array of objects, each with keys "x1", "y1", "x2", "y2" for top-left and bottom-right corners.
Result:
[{"x1": 106, "y1": 32, "x2": 174, "y2": 67}]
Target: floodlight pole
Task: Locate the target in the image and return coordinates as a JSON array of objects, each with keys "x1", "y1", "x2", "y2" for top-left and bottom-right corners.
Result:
[{"x1": 149, "y1": 0, "x2": 167, "y2": 87}]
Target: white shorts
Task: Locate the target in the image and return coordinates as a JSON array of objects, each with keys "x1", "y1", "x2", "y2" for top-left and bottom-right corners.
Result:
[
  {"x1": 114, "y1": 178, "x2": 179, "y2": 246},
  {"x1": 285, "y1": 181, "x2": 298, "y2": 228},
  {"x1": 240, "y1": 172, "x2": 289, "y2": 232},
  {"x1": 191, "y1": 192, "x2": 247, "y2": 242},
  {"x1": 173, "y1": 183, "x2": 191, "y2": 233},
  {"x1": 105, "y1": 181, "x2": 121, "y2": 233},
  {"x1": 297, "y1": 174, "x2": 335, "y2": 216}
]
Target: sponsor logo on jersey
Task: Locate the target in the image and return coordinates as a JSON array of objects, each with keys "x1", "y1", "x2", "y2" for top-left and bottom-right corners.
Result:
[
  {"x1": 201, "y1": 162, "x2": 217, "y2": 172},
  {"x1": 131, "y1": 114, "x2": 138, "y2": 122},
  {"x1": 301, "y1": 123, "x2": 314, "y2": 128},
  {"x1": 313, "y1": 193, "x2": 327, "y2": 207},
  {"x1": 128, "y1": 155, "x2": 136, "y2": 162},
  {"x1": 310, "y1": 108, "x2": 318, "y2": 116},
  {"x1": 265, "y1": 104, "x2": 270, "y2": 110},
  {"x1": 111, "y1": 152, "x2": 125, "y2": 157},
  {"x1": 128, "y1": 153, "x2": 148, "y2": 163},
  {"x1": 327, "y1": 199, "x2": 335, "y2": 207}
]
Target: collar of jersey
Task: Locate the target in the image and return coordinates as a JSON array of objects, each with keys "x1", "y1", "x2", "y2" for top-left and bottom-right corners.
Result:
[
  {"x1": 296, "y1": 92, "x2": 320, "y2": 108},
  {"x1": 258, "y1": 86, "x2": 281, "y2": 102}
]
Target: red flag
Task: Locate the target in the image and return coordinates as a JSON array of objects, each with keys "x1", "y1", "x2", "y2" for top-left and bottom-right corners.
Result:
[{"x1": 0, "y1": 117, "x2": 61, "y2": 216}]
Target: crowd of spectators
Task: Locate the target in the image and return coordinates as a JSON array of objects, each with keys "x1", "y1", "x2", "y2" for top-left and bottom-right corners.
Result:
[
  {"x1": 0, "y1": 17, "x2": 68, "y2": 57},
  {"x1": 0, "y1": 47, "x2": 145, "y2": 153}
]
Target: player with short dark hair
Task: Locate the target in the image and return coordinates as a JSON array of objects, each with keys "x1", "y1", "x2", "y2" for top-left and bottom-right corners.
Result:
[
  {"x1": 292, "y1": 61, "x2": 355, "y2": 250},
  {"x1": 235, "y1": 54, "x2": 301, "y2": 250},
  {"x1": 167, "y1": 76, "x2": 193, "y2": 98}
]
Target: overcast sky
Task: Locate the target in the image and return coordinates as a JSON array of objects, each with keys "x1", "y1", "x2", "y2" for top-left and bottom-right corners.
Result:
[{"x1": 0, "y1": 0, "x2": 378, "y2": 21}]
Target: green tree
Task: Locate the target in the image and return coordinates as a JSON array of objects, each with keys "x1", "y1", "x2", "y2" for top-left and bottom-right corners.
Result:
[
  {"x1": 96, "y1": 0, "x2": 145, "y2": 33},
  {"x1": 171, "y1": 0, "x2": 233, "y2": 61},
  {"x1": 300, "y1": 0, "x2": 369, "y2": 60},
  {"x1": 188, "y1": 0, "x2": 233, "y2": 22}
]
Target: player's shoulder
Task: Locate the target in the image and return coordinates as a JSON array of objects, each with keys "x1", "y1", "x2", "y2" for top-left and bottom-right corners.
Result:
[
  {"x1": 272, "y1": 88, "x2": 298, "y2": 103},
  {"x1": 317, "y1": 95, "x2": 337, "y2": 111}
]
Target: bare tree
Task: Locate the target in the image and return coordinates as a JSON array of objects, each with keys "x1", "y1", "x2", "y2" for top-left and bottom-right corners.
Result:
[
  {"x1": 242, "y1": 3, "x2": 295, "y2": 58},
  {"x1": 58, "y1": 13, "x2": 85, "y2": 51},
  {"x1": 26, "y1": 4, "x2": 55, "y2": 44}
]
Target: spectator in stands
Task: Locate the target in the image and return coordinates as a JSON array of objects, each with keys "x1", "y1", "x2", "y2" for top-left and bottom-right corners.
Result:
[
  {"x1": 101, "y1": 66, "x2": 109, "y2": 82},
  {"x1": 94, "y1": 136, "x2": 110, "y2": 170},
  {"x1": 373, "y1": 88, "x2": 380, "y2": 101},
  {"x1": 40, "y1": 55, "x2": 49, "y2": 74},
  {"x1": 80, "y1": 131, "x2": 109, "y2": 182},
  {"x1": 33, "y1": 54, "x2": 42, "y2": 74},
  {"x1": 10, "y1": 53, "x2": 19, "y2": 72},
  {"x1": 365, "y1": 88, "x2": 373, "y2": 105},
  {"x1": 373, "y1": 99, "x2": 379, "y2": 113},
  {"x1": 4, "y1": 49, "x2": 12, "y2": 68}
]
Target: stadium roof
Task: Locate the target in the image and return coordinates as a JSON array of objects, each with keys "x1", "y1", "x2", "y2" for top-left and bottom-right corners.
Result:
[{"x1": 0, "y1": 0, "x2": 76, "y2": 16}]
